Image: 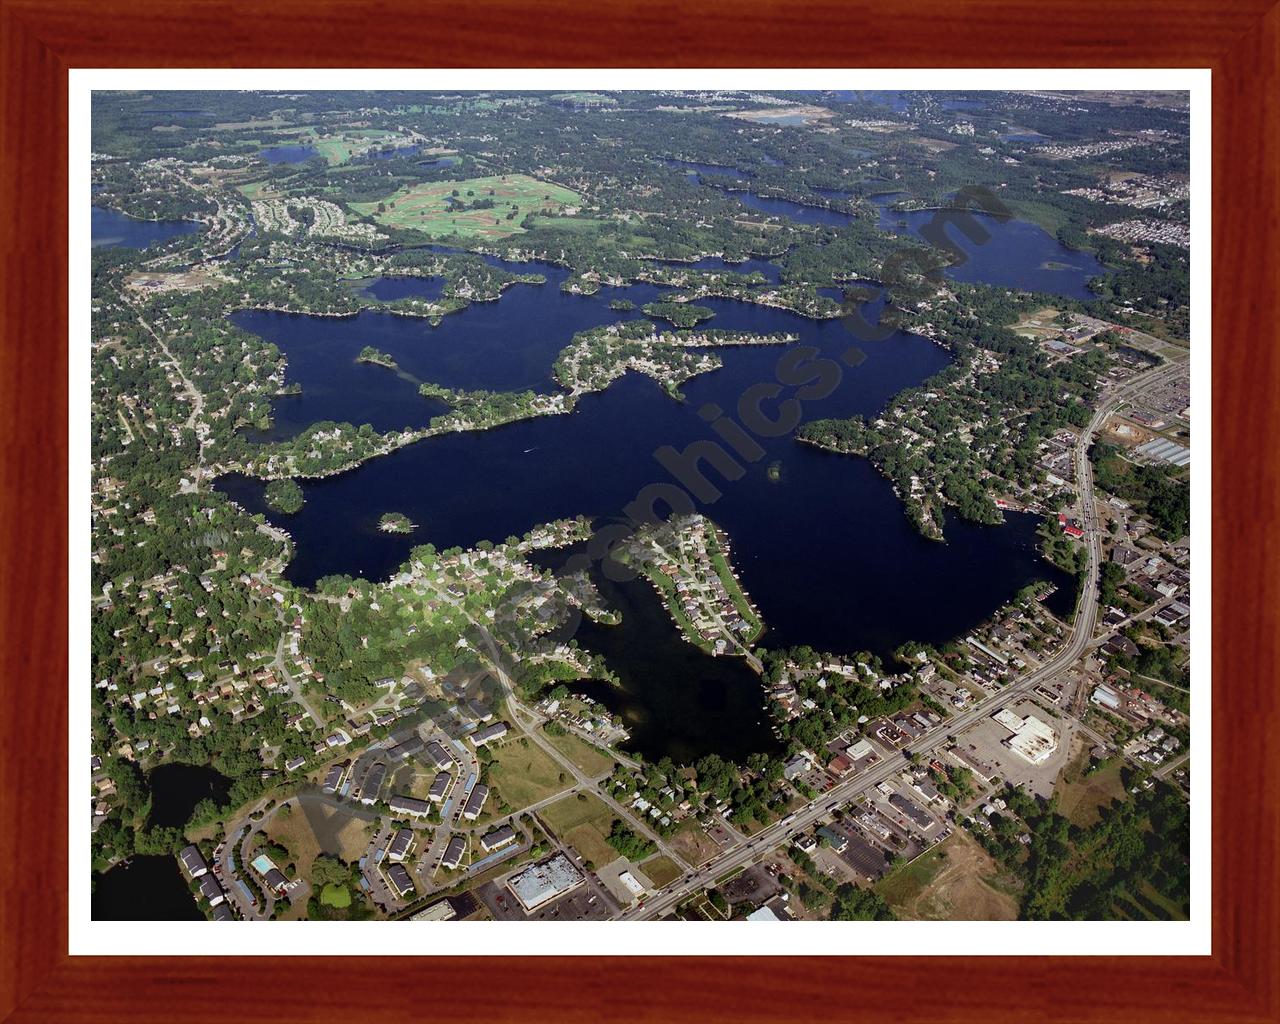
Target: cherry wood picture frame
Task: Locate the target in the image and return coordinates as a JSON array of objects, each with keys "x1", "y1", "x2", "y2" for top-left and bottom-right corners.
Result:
[{"x1": 2, "y1": 1, "x2": 1276, "y2": 1020}]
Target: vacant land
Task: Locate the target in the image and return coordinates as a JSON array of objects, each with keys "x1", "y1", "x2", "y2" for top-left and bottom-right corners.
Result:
[
  {"x1": 1056, "y1": 756, "x2": 1128, "y2": 828},
  {"x1": 350, "y1": 175, "x2": 579, "y2": 240},
  {"x1": 877, "y1": 832, "x2": 1019, "y2": 921},
  {"x1": 486, "y1": 738, "x2": 572, "y2": 811},
  {"x1": 640, "y1": 853, "x2": 682, "y2": 888},
  {"x1": 541, "y1": 726, "x2": 615, "y2": 778},
  {"x1": 540, "y1": 793, "x2": 617, "y2": 870},
  {"x1": 1012, "y1": 307, "x2": 1065, "y2": 340},
  {"x1": 668, "y1": 819, "x2": 721, "y2": 866}
]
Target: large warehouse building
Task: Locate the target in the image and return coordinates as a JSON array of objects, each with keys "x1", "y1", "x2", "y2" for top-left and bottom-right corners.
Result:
[{"x1": 505, "y1": 853, "x2": 584, "y2": 912}]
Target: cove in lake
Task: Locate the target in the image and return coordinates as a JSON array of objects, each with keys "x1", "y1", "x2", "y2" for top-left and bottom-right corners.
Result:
[
  {"x1": 536, "y1": 544, "x2": 783, "y2": 764},
  {"x1": 660, "y1": 158, "x2": 852, "y2": 227},
  {"x1": 147, "y1": 762, "x2": 232, "y2": 829},
  {"x1": 734, "y1": 191, "x2": 852, "y2": 227},
  {"x1": 870, "y1": 193, "x2": 1109, "y2": 300},
  {"x1": 92, "y1": 206, "x2": 201, "y2": 250},
  {"x1": 93, "y1": 855, "x2": 202, "y2": 921}
]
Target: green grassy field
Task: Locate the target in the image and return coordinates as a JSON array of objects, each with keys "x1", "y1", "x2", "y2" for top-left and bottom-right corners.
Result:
[
  {"x1": 540, "y1": 793, "x2": 618, "y2": 869},
  {"x1": 526, "y1": 215, "x2": 610, "y2": 233},
  {"x1": 349, "y1": 175, "x2": 579, "y2": 240},
  {"x1": 875, "y1": 844, "x2": 950, "y2": 908},
  {"x1": 320, "y1": 883, "x2": 351, "y2": 909},
  {"x1": 486, "y1": 738, "x2": 572, "y2": 811},
  {"x1": 541, "y1": 726, "x2": 615, "y2": 778},
  {"x1": 1056, "y1": 759, "x2": 1128, "y2": 828},
  {"x1": 640, "y1": 854, "x2": 682, "y2": 888}
]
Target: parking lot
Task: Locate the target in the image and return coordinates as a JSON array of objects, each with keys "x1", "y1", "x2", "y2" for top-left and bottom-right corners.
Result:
[
  {"x1": 476, "y1": 879, "x2": 614, "y2": 921},
  {"x1": 954, "y1": 698, "x2": 1073, "y2": 798}
]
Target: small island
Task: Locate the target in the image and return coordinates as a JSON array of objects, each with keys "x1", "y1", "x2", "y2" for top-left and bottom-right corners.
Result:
[
  {"x1": 357, "y1": 345, "x2": 397, "y2": 369},
  {"x1": 608, "y1": 298, "x2": 636, "y2": 311},
  {"x1": 641, "y1": 301, "x2": 715, "y2": 328},
  {"x1": 264, "y1": 477, "x2": 305, "y2": 514},
  {"x1": 378, "y1": 511, "x2": 416, "y2": 534}
]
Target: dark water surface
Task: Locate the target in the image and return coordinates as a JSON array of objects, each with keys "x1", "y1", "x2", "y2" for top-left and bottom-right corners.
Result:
[
  {"x1": 870, "y1": 194, "x2": 1108, "y2": 299},
  {"x1": 217, "y1": 247, "x2": 1078, "y2": 763},
  {"x1": 92, "y1": 856, "x2": 202, "y2": 921},
  {"x1": 147, "y1": 762, "x2": 232, "y2": 829},
  {"x1": 92, "y1": 207, "x2": 201, "y2": 250},
  {"x1": 261, "y1": 144, "x2": 319, "y2": 164}
]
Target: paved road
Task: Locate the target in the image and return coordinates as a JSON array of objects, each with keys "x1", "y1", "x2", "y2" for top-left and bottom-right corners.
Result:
[{"x1": 619, "y1": 359, "x2": 1182, "y2": 920}]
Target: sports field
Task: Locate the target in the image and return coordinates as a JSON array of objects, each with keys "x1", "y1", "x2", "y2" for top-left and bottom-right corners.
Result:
[{"x1": 349, "y1": 175, "x2": 579, "y2": 240}]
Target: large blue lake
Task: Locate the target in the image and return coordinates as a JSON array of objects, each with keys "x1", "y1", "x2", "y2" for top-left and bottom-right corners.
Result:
[
  {"x1": 217, "y1": 251, "x2": 1075, "y2": 761},
  {"x1": 92, "y1": 207, "x2": 201, "y2": 250}
]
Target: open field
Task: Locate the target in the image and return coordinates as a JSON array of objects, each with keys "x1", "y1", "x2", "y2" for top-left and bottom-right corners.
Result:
[
  {"x1": 486, "y1": 738, "x2": 572, "y2": 811},
  {"x1": 540, "y1": 793, "x2": 617, "y2": 869},
  {"x1": 349, "y1": 175, "x2": 579, "y2": 240},
  {"x1": 640, "y1": 853, "x2": 682, "y2": 888},
  {"x1": 283, "y1": 794, "x2": 374, "y2": 866},
  {"x1": 877, "y1": 832, "x2": 1020, "y2": 921},
  {"x1": 320, "y1": 883, "x2": 351, "y2": 909},
  {"x1": 1056, "y1": 752, "x2": 1128, "y2": 829},
  {"x1": 541, "y1": 726, "x2": 615, "y2": 778},
  {"x1": 526, "y1": 215, "x2": 611, "y2": 233},
  {"x1": 669, "y1": 819, "x2": 721, "y2": 866},
  {"x1": 1012, "y1": 307, "x2": 1065, "y2": 340}
]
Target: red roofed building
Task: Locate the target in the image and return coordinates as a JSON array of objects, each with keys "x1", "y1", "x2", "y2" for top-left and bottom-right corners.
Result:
[{"x1": 827, "y1": 754, "x2": 853, "y2": 777}]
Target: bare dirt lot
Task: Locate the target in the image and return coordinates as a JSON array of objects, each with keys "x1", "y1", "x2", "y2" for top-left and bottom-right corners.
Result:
[{"x1": 880, "y1": 832, "x2": 1020, "y2": 921}]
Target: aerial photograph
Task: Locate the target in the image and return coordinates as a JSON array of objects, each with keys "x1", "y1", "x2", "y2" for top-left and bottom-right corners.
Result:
[{"x1": 88, "y1": 87, "x2": 1192, "y2": 925}]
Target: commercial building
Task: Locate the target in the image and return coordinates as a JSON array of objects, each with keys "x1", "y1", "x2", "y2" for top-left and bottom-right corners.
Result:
[
  {"x1": 410, "y1": 899, "x2": 458, "y2": 922},
  {"x1": 888, "y1": 792, "x2": 934, "y2": 830},
  {"x1": 1091, "y1": 685, "x2": 1123, "y2": 711},
  {"x1": 993, "y1": 708, "x2": 1059, "y2": 764},
  {"x1": 816, "y1": 826, "x2": 848, "y2": 853},
  {"x1": 506, "y1": 853, "x2": 585, "y2": 912}
]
